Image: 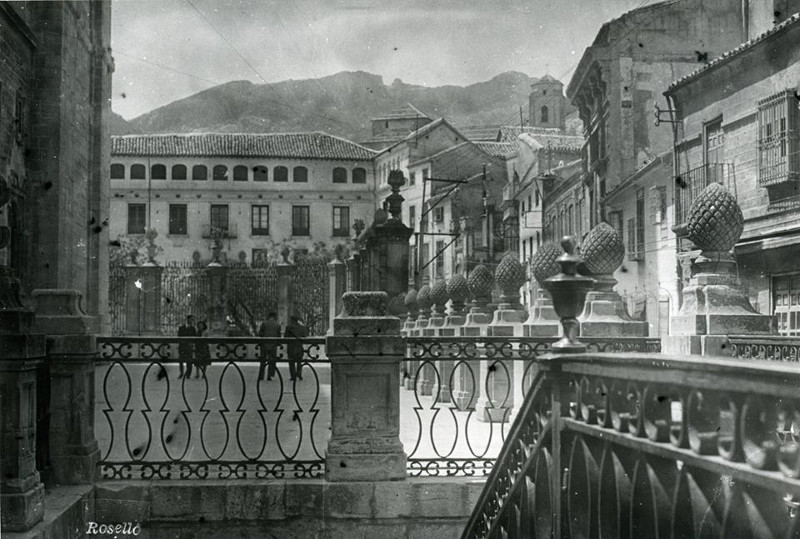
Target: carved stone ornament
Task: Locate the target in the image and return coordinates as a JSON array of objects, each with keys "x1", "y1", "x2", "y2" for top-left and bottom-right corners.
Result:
[
  {"x1": 531, "y1": 242, "x2": 562, "y2": 284},
  {"x1": 416, "y1": 284, "x2": 432, "y2": 312},
  {"x1": 404, "y1": 288, "x2": 418, "y2": 313},
  {"x1": 581, "y1": 222, "x2": 625, "y2": 275},
  {"x1": 494, "y1": 253, "x2": 526, "y2": 296},
  {"x1": 686, "y1": 182, "x2": 744, "y2": 252},
  {"x1": 468, "y1": 264, "x2": 494, "y2": 300},
  {"x1": 430, "y1": 279, "x2": 449, "y2": 312},
  {"x1": 447, "y1": 274, "x2": 470, "y2": 304}
]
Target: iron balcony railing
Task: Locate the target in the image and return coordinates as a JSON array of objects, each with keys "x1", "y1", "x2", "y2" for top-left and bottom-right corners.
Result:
[
  {"x1": 201, "y1": 223, "x2": 238, "y2": 239},
  {"x1": 462, "y1": 351, "x2": 800, "y2": 538},
  {"x1": 674, "y1": 162, "x2": 735, "y2": 233}
]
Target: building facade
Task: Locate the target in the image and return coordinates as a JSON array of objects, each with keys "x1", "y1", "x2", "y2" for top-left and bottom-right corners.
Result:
[
  {"x1": 664, "y1": 10, "x2": 800, "y2": 335},
  {"x1": 109, "y1": 133, "x2": 378, "y2": 265}
]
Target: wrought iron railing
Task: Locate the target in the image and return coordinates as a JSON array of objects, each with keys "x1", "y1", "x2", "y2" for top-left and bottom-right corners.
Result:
[
  {"x1": 402, "y1": 337, "x2": 660, "y2": 477},
  {"x1": 729, "y1": 335, "x2": 800, "y2": 362},
  {"x1": 674, "y1": 162, "x2": 735, "y2": 231},
  {"x1": 95, "y1": 336, "x2": 327, "y2": 480},
  {"x1": 462, "y1": 352, "x2": 800, "y2": 538}
]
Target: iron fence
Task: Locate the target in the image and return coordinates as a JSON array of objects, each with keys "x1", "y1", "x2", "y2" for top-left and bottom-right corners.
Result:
[
  {"x1": 462, "y1": 351, "x2": 800, "y2": 538},
  {"x1": 402, "y1": 336, "x2": 660, "y2": 478},
  {"x1": 96, "y1": 336, "x2": 327, "y2": 480}
]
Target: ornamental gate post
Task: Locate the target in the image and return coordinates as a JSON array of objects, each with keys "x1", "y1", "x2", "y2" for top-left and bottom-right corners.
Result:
[{"x1": 324, "y1": 292, "x2": 407, "y2": 481}]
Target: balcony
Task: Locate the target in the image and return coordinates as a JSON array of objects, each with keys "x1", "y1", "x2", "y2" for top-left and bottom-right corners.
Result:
[
  {"x1": 201, "y1": 223, "x2": 238, "y2": 239},
  {"x1": 674, "y1": 162, "x2": 735, "y2": 234}
]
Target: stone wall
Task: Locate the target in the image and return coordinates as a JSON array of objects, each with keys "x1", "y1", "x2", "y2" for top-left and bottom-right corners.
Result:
[{"x1": 94, "y1": 478, "x2": 483, "y2": 538}]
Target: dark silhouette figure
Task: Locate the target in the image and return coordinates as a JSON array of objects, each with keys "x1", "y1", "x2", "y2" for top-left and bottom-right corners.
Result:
[
  {"x1": 169, "y1": 314, "x2": 195, "y2": 380},
  {"x1": 192, "y1": 320, "x2": 210, "y2": 379},
  {"x1": 284, "y1": 315, "x2": 307, "y2": 381},
  {"x1": 258, "y1": 312, "x2": 281, "y2": 381}
]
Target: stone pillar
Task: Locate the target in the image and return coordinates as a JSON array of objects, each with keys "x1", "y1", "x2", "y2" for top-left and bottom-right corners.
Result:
[
  {"x1": 401, "y1": 289, "x2": 418, "y2": 389},
  {"x1": 480, "y1": 254, "x2": 526, "y2": 423},
  {"x1": 32, "y1": 290, "x2": 99, "y2": 485},
  {"x1": 275, "y1": 250, "x2": 294, "y2": 329},
  {"x1": 522, "y1": 243, "x2": 563, "y2": 338},
  {"x1": 124, "y1": 263, "x2": 164, "y2": 335},
  {"x1": 328, "y1": 257, "x2": 347, "y2": 333},
  {"x1": 325, "y1": 292, "x2": 407, "y2": 481},
  {"x1": 0, "y1": 270, "x2": 45, "y2": 532},
  {"x1": 347, "y1": 252, "x2": 360, "y2": 292},
  {"x1": 666, "y1": 184, "x2": 771, "y2": 355},
  {"x1": 206, "y1": 261, "x2": 228, "y2": 336},
  {"x1": 454, "y1": 266, "x2": 493, "y2": 410},
  {"x1": 437, "y1": 275, "x2": 470, "y2": 404},
  {"x1": 578, "y1": 223, "x2": 648, "y2": 337}
]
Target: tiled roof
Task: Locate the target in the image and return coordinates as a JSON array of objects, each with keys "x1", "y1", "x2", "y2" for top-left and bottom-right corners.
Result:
[
  {"x1": 506, "y1": 126, "x2": 583, "y2": 152},
  {"x1": 475, "y1": 141, "x2": 518, "y2": 159},
  {"x1": 371, "y1": 103, "x2": 430, "y2": 121},
  {"x1": 111, "y1": 132, "x2": 378, "y2": 161},
  {"x1": 457, "y1": 125, "x2": 503, "y2": 141},
  {"x1": 667, "y1": 12, "x2": 800, "y2": 92}
]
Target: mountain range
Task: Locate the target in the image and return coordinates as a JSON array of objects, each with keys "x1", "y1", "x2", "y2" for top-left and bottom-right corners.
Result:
[{"x1": 111, "y1": 71, "x2": 579, "y2": 143}]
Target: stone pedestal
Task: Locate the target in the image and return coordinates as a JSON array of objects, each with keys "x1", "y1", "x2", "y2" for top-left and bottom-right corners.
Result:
[
  {"x1": 579, "y1": 275, "x2": 648, "y2": 337},
  {"x1": 523, "y1": 296, "x2": 561, "y2": 337},
  {"x1": 32, "y1": 290, "x2": 100, "y2": 485},
  {"x1": 0, "y1": 333, "x2": 46, "y2": 532},
  {"x1": 325, "y1": 292, "x2": 407, "y2": 481},
  {"x1": 124, "y1": 263, "x2": 163, "y2": 335}
]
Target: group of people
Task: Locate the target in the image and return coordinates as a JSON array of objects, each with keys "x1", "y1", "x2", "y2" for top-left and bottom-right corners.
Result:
[
  {"x1": 257, "y1": 312, "x2": 307, "y2": 382},
  {"x1": 164, "y1": 312, "x2": 308, "y2": 383}
]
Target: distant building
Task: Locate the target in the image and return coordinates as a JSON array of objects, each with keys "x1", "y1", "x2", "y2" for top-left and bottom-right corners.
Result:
[
  {"x1": 566, "y1": 0, "x2": 751, "y2": 336},
  {"x1": 109, "y1": 133, "x2": 378, "y2": 265},
  {"x1": 360, "y1": 103, "x2": 432, "y2": 150},
  {"x1": 664, "y1": 9, "x2": 800, "y2": 335}
]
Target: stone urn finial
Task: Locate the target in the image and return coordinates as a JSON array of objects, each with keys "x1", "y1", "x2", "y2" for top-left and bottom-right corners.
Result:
[
  {"x1": 447, "y1": 274, "x2": 470, "y2": 317},
  {"x1": 416, "y1": 284, "x2": 432, "y2": 320},
  {"x1": 543, "y1": 236, "x2": 596, "y2": 352},
  {"x1": 581, "y1": 222, "x2": 625, "y2": 294},
  {"x1": 468, "y1": 265, "x2": 494, "y2": 311},
  {"x1": 430, "y1": 279, "x2": 449, "y2": 316},
  {"x1": 686, "y1": 182, "x2": 743, "y2": 252},
  {"x1": 494, "y1": 253, "x2": 526, "y2": 305},
  {"x1": 531, "y1": 243, "x2": 563, "y2": 285}
]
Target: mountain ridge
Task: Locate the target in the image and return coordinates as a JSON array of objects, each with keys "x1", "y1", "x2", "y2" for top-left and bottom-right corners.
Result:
[{"x1": 112, "y1": 70, "x2": 578, "y2": 142}]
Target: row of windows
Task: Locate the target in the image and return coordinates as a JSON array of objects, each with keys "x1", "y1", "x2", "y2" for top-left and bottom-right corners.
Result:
[
  {"x1": 111, "y1": 163, "x2": 368, "y2": 184},
  {"x1": 127, "y1": 203, "x2": 351, "y2": 238}
]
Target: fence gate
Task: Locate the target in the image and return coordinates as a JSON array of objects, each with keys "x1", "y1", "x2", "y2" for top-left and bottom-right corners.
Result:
[
  {"x1": 226, "y1": 263, "x2": 279, "y2": 334},
  {"x1": 291, "y1": 257, "x2": 329, "y2": 336}
]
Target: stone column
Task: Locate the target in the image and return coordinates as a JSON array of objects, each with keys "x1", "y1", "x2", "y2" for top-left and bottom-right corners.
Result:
[
  {"x1": 206, "y1": 261, "x2": 228, "y2": 336},
  {"x1": 437, "y1": 275, "x2": 469, "y2": 404},
  {"x1": 32, "y1": 290, "x2": 99, "y2": 484},
  {"x1": 328, "y1": 257, "x2": 347, "y2": 333},
  {"x1": 401, "y1": 289, "x2": 418, "y2": 389},
  {"x1": 325, "y1": 292, "x2": 407, "y2": 481},
  {"x1": 0, "y1": 270, "x2": 45, "y2": 532},
  {"x1": 276, "y1": 251, "x2": 294, "y2": 329},
  {"x1": 666, "y1": 184, "x2": 771, "y2": 355},
  {"x1": 454, "y1": 265, "x2": 493, "y2": 410},
  {"x1": 124, "y1": 263, "x2": 164, "y2": 335},
  {"x1": 480, "y1": 254, "x2": 526, "y2": 423},
  {"x1": 347, "y1": 252, "x2": 360, "y2": 292},
  {"x1": 579, "y1": 223, "x2": 648, "y2": 337}
]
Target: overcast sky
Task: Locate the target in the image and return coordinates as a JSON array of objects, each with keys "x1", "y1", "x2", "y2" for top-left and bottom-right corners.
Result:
[{"x1": 111, "y1": 0, "x2": 653, "y2": 119}]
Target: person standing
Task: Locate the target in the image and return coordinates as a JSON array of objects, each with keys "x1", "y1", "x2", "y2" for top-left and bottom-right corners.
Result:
[
  {"x1": 177, "y1": 314, "x2": 196, "y2": 379},
  {"x1": 193, "y1": 320, "x2": 210, "y2": 379},
  {"x1": 257, "y1": 312, "x2": 281, "y2": 381},
  {"x1": 284, "y1": 314, "x2": 307, "y2": 381}
]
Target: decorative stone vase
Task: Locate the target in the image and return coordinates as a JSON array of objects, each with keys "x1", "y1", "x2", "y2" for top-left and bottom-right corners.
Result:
[
  {"x1": 446, "y1": 274, "x2": 471, "y2": 320},
  {"x1": 543, "y1": 237, "x2": 596, "y2": 352},
  {"x1": 579, "y1": 223, "x2": 648, "y2": 337},
  {"x1": 523, "y1": 242, "x2": 563, "y2": 337},
  {"x1": 669, "y1": 183, "x2": 770, "y2": 348},
  {"x1": 494, "y1": 253, "x2": 526, "y2": 308}
]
